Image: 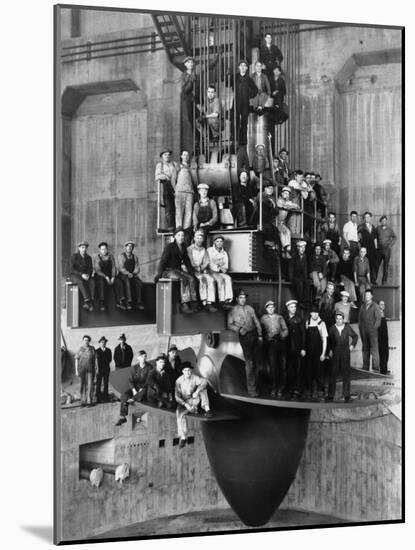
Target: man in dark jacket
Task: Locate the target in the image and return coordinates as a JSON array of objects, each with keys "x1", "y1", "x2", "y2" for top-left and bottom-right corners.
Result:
[
  {"x1": 376, "y1": 215, "x2": 397, "y2": 285},
  {"x1": 115, "y1": 350, "x2": 153, "y2": 426},
  {"x1": 258, "y1": 33, "x2": 284, "y2": 79},
  {"x1": 164, "y1": 344, "x2": 183, "y2": 388},
  {"x1": 95, "y1": 336, "x2": 112, "y2": 403},
  {"x1": 146, "y1": 355, "x2": 174, "y2": 409},
  {"x1": 70, "y1": 240, "x2": 95, "y2": 312},
  {"x1": 116, "y1": 240, "x2": 144, "y2": 310},
  {"x1": 284, "y1": 299, "x2": 306, "y2": 398},
  {"x1": 358, "y1": 288, "x2": 382, "y2": 371},
  {"x1": 290, "y1": 240, "x2": 311, "y2": 307},
  {"x1": 114, "y1": 333, "x2": 133, "y2": 369},
  {"x1": 358, "y1": 212, "x2": 378, "y2": 284},
  {"x1": 326, "y1": 312, "x2": 358, "y2": 401},
  {"x1": 154, "y1": 227, "x2": 199, "y2": 314},
  {"x1": 229, "y1": 60, "x2": 258, "y2": 147}
]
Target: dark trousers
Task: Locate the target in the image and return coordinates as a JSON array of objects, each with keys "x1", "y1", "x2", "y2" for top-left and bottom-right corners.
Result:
[
  {"x1": 306, "y1": 351, "x2": 325, "y2": 394},
  {"x1": 367, "y1": 248, "x2": 377, "y2": 283},
  {"x1": 348, "y1": 241, "x2": 359, "y2": 260},
  {"x1": 119, "y1": 386, "x2": 146, "y2": 416},
  {"x1": 117, "y1": 274, "x2": 143, "y2": 305},
  {"x1": 231, "y1": 105, "x2": 249, "y2": 146},
  {"x1": 378, "y1": 318, "x2": 389, "y2": 374},
  {"x1": 292, "y1": 276, "x2": 311, "y2": 306},
  {"x1": 286, "y1": 351, "x2": 304, "y2": 395},
  {"x1": 239, "y1": 330, "x2": 259, "y2": 394},
  {"x1": 326, "y1": 262, "x2": 337, "y2": 281},
  {"x1": 266, "y1": 339, "x2": 285, "y2": 392},
  {"x1": 162, "y1": 183, "x2": 175, "y2": 230},
  {"x1": 96, "y1": 368, "x2": 110, "y2": 401},
  {"x1": 360, "y1": 328, "x2": 380, "y2": 371},
  {"x1": 70, "y1": 274, "x2": 95, "y2": 303},
  {"x1": 328, "y1": 356, "x2": 351, "y2": 398},
  {"x1": 147, "y1": 387, "x2": 173, "y2": 408},
  {"x1": 376, "y1": 247, "x2": 391, "y2": 283},
  {"x1": 96, "y1": 276, "x2": 123, "y2": 304}
]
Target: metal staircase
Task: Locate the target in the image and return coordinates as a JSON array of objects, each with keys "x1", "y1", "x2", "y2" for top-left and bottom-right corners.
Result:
[{"x1": 151, "y1": 14, "x2": 191, "y2": 68}]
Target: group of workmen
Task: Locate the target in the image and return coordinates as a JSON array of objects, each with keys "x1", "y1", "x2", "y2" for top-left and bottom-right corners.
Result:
[{"x1": 74, "y1": 333, "x2": 211, "y2": 448}]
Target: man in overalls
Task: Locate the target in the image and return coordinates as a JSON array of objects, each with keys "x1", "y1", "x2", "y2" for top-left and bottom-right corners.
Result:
[
  {"x1": 305, "y1": 305, "x2": 328, "y2": 401},
  {"x1": 192, "y1": 183, "x2": 218, "y2": 231},
  {"x1": 284, "y1": 299, "x2": 306, "y2": 399},
  {"x1": 75, "y1": 335, "x2": 97, "y2": 407},
  {"x1": 116, "y1": 241, "x2": 144, "y2": 311}
]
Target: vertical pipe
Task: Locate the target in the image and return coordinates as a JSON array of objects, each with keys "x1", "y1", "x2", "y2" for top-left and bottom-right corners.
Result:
[
  {"x1": 259, "y1": 173, "x2": 263, "y2": 231},
  {"x1": 233, "y1": 19, "x2": 237, "y2": 154}
]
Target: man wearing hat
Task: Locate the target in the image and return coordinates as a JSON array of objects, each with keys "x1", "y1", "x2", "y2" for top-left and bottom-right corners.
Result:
[
  {"x1": 336, "y1": 247, "x2": 358, "y2": 307},
  {"x1": 70, "y1": 241, "x2": 95, "y2": 312},
  {"x1": 164, "y1": 344, "x2": 183, "y2": 388},
  {"x1": 93, "y1": 242, "x2": 123, "y2": 312},
  {"x1": 95, "y1": 336, "x2": 112, "y2": 403},
  {"x1": 231, "y1": 168, "x2": 257, "y2": 228},
  {"x1": 321, "y1": 212, "x2": 341, "y2": 257},
  {"x1": 228, "y1": 59, "x2": 259, "y2": 147},
  {"x1": 251, "y1": 180, "x2": 280, "y2": 276},
  {"x1": 335, "y1": 291, "x2": 352, "y2": 323},
  {"x1": 305, "y1": 305, "x2": 328, "y2": 400},
  {"x1": 276, "y1": 186, "x2": 300, "y2": 259},
  {"x1": 175, "y1": 150, "x2": 196, "y2": 232},
  {"x1": 260, "y1": 300, "x2": 288, "y2": 397},
  {"x1": 327, "y1": 312, "x2": 358, "y2": 401},
  {"x1": 181, "y1": 56, "x2": 199, "y2": 126},
  {"x1": 192, "y1": 183, "x2": 218, "y2": 231},
  {"x1": 115, "y1": 350, "x2": 152, "y2": 426},
  {"x1": 358, "y1": 212, "x2": 378, "y2": 284},
  {"x1": 146, "y1": 355, "x2": 174, "y2": 409},
  {"x1": 290, "y1": 240, "x2": 311, "y2": 307},
  {"x1": 358, "y1": 288, "x2": 382, "y2": 372},
  {"x1": 117, "y1": 241, "x2": 144, "y2": 310},
  {"x1": 114, "y1": 334, "x2": 133, "y2": 370},
  {"x1": 155, "y1": 227, "x2": 199, "y2": 314},
  {"x1": 284, "y1": 300, "x2": 306, "y2": 399},
  {"x1": 175, "y1": 362, "x2": 212, "y2": 447},
  {"x1": 207, "y1": 235, "x2": 234, "y2": 305},
  {"x1": 322, "y1": 239, "x2": 339, "y2": 281},
  {"x1": 228, "y1": 289, "x2": 263, "y2": 397},
  {"x1": 187, "y1": 229, "x2": 217, "y2": 312},
  {"x1": 74, "y1": 335, "x2": 97, "y2": 406},
  {"x1": 155, "y1": 149, "x2": 178, "y2": 232},
  {"x1": 273, "y1": 148, "x2": 290, "y2": 185}
]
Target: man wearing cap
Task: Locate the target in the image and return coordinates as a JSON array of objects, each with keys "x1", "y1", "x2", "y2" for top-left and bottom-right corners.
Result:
[
  {"x1": 274, "y1": 148, "x2": 290, "y2": 185},
  {"x1": 207, "y1": 235, "x2": 234, "y2": 305},
  {"x1": 322, "y1": 239, "x2": 339, "y2": 281},
  {"x1": 228, "y1": 289, "x2": 263, "y2": 397},
  {"x1": 276, "y1": 186, "x2": 300, "y2": 259},
  {"x1": 336, "y1": 247, "x2": 358, "y2": 307},
  {"x1": 70, "y1": 241, "x2": 95, "y2": 312},
  {"x1": 188, "y1": 230, "x2": 217, "y2": 312},
  {"x1": 309, "y1": 243, "x2": 327, "y2": 299},
  {"x1": 321, "y1": 212, "x2": 341, "y2": 257},
  {"x1": 94, "y1": 242, "x2": 122, "y2": 312},
  {"x1": 376, "y1": 215, "x2": 397, "y2": 285},
  {"x1": 146, "y1": 355, "x2": 174, "y2": 409},
  {"x1": 343, "y1": 211, "x2": 360, "y2": 260},
  {"x1": 358, "y1": 288, "x2": 382, "y2": 371},
  {"x1": 175, "y1": 150, "x2": 196, "y2": 232},
  {"x1": 75, "y1": 335, "x2": 97, "y2": 406},
  {"x1": 165, "y1": 345, "x2": 183, "y2": 387},
  {"x1": 260, "y1": 300, "x2": 288, "y2": 397},
  {"x1": 155, "y1": 227, "x2": 199, "y2": 314},
  {"x1": 305, "y1": 305, "x2": 328, "y2": 400},
  {"x1": 181, "y1": 56, "x2": 199, "y2": 126},
  {"x1": 115, "y1": 350, "x2": 153, "y2": 426},
  {"x1": 353, "y1": 246, "x2": 371, "y2": 302},
  {"x1": 192, "y1": 183, "x2": 218, "y2": 231},
  {"x1": 290, "y1": 240, "x2": 311, "y2": 307},
  {"x1": 95, "y1": 336, "x2": 112, "y2": 403},
  {"x1": 155, "y1": 149, "x2": 178, "y2": 232},
  {"x1": 175, "y1": 362, "x2": 212, "y2": 447},
  {"x1": 326, "y1": 312, "x2": 358, "y2": 401},
  {"x1": 358, "y1": 212, "x2": 378, "y2": 284},
  {"x1": 114, "y1": 334, "x2": 133, "y2": 370},
  {"x1": 117, "y1": 241, "x2": 144, "y2": 311},
  {"x1": 335, "y1": 291, "x2": 352, "y2": 323},
  {"x1": 318, "y1": 280, "x2": 337, "y2": 328},
  {"x1": 228, "y1": 60, "x2": 259, "y2": 147},
  {"x1": 284, "y1": 299, "x2": 306, "y2": 399}
]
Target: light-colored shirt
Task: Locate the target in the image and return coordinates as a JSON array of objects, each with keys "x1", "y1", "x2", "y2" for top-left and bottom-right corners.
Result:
[
  {"x1": 260, "y1": 313, "x2": 288, "y2": 341},
  {"x1": 343, "y1": 220, "x2": 359, "y2": 243},
  {"x1": 118, "y1": 252, "x2": 140, "y2": 276},
  {"x1": 187, "y1": 244, "x2": 209, "y2": 273},
  {"x1": 276, "y1": 196, "x2": 299, "y2": 222},
  {"x1": 207, "y1": 246, "x2": 229, "y2": 273},
  {"x1": 75, "y1": 345, "x2": 96, "y2": 372},
  {"x1": 176, "y1": 164, "x2": 194, "y2": 193},
  {"x1": 306, "y1": 317, "x2": 328, "y2": 338},
  {"x1": 154, "y1": 161, "x2": 178, "y2": 188},
  {"x1": 175, "y1": 374, "x2": 208, "y2": 406},
  {"x1": 334, "y1": 301, "x2": 351, "y2": 323},
  {"x1": 228, "y1": 305, "x2": 262, "y2": 336}
]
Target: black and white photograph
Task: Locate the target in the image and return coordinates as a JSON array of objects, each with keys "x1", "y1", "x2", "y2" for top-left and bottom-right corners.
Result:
[{"x1": 53, "y1": 1, "x2": 403, "y2": 545}]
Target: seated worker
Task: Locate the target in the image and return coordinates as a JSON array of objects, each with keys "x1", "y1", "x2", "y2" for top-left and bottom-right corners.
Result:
[
  {"x1": 335, "y1": 290, "x2": 352, "y2": 323},
  {"x1": 284, "y1": 300, "x2": 306, "y2": 399},
  {"x1": 260, "y1": 300, "x2": 288, "y2": 398},
  {"x1": 155, "y1": 227, "x2": 199, "y2": 314},
  {"x1": 290, "y1": 240, "x2": 311, "y2": 308},
  {"x1": 196, "y1": 84, "x2": 222, "y2": 143},
  {"x1": 258, "y1": 32, "x2": 284, "y2": 80},
  {"x1": 378, "y1": 300, "x2": 390, "y2": 375},
  {"x1": 207, "y1": 235, "x2": 234, "y2": 306},
  {"x1": 146, "y1": 355, "x2": 174, "y2": 409},
  {"x1": 231, "y1": 168, "x2": 257, "y2": 228},
  {"x1": 94, "y1": 242, "x2": 123, "y2": 312},
  {"x1": 250, "y1": 60, "x2": 271, "y2": 114},
  {"x1": 318, "y1": 280, "x2": 337, "y2": 329},
  {"x1": 337, "y1": 247, "x2": 358, "y2": 308},
  {"x1": 117, "y1": 241, "x2": 144, "y2": 311},
  {"x1": 155, "y1": 149, "x2": 178, "y2": 232},
  {"x1": 114, "y1": 333, "x2": 133, "y2": 370},
  {"x1": 322, "y1": 239, "x2": 339, "y2": 281},
  {"x1": 321, "y1": 212, "x2": 341, "y2": 257},
  {"x1": 165, "y1": 344, "x2": 183, "y2": 385},
  {"x1": 309, "y1": 243, "x2": 327, "y2": 299},
  {"x1": 326, "y1": 311, "x2": 358, "y2": 402},
  {"x1": 305, "y1": 305, "x2": 328, "y2": 401},
  {"x1": 70, "y1": 240, "x2": 95, "y2": 312},
  {"x1": 95, "y1": 336, "x2": 112, "y2": 403},
  {"x1": 74, "y1": 335, "x2": 96, "y2": 407},
  {"x1": 187, "y1": 229, "x2": 217, "y2": 312},
  {"x1": 353, "y1": 246, "x2": 371, "y2": 303},
  {"x1": 227, "y1": 289, "x2": 263, "y2": 397},
  {"x1": 276, "y1": 186, "x2": 301, "y2": 259},
  {"x1": 115, "y1": 350, "x2": 153, "y2": 426},
  {"x1": 192, "y1": 183, "x2": 218, "y2": 232},
  {"x1": 175, "y1": 362, "x2": 212, "y2": 448},
  {"x1": 274, "y1": 148, "x2": 290, "y2": 185},
  {"x1": 270, "y1": 64, "x2": 287, "y2": 124}
]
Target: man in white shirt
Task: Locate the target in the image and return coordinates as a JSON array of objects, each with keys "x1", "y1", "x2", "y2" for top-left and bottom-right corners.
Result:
[
  {"x1": 207, "y1": 235, "x2": 233, "y2": 304},
  {"x1": 187, "y1": 229, "x2": 217, "y2": 312},
  {"x1": 342, "y1": 210, "x2": 360, "y2": 259},
  {"x1": 175, "y1": 362, "x2": 212, "y2": 448}
]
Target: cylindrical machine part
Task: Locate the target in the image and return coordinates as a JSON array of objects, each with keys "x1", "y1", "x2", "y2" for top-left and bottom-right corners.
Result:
[
  {"x1": 247, "y1": 113, "x2": 271, "y2": 168},
  {"x1": 192, "y1": 153, "x2": 239, "y2": 195}
]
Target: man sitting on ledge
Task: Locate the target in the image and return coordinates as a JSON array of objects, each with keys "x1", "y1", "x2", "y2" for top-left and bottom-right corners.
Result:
[
  {"x1": 70, "y1": 240, "x2": 95, "y2": 312},
  {"x1": 175, "y1": 362, "x2": 212, "y2": 448},
  {"x1": 146, "y1": 355, "x2": 174, "y2": 409}
]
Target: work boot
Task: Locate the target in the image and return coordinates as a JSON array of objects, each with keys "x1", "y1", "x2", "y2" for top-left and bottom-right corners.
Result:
[
  {"x1": 179, "y1": 438, "x2": 186, "y2": 448},
  {"x1": 204, "y1": 410, "x2": 213, "y2": 418},
  {"x1": 191, "y1": 301, "x2": 202, "y2": 312},
  {"x1": 126, "y1": 302, "x2": 133, "y2": 310},
  {"x1": 115, "y1": 417, "x2": 127, "y2": 426},
  {"x1": 181, "y1": 302, "x2": 192, "y2": 314},
  {"x1": 87, "y1": 302, "x2": 94, "y2": 312},
  {"x1": 82, "y1": 303, "x2": 90, "y2": 311},
  {"x1": 206, "y1": 303, "x2": 218, "y2": 313},
  {"x1": 135, "y1": 302, "x2": 145, "y2": 311},
  {"x1": 99, "y1": 301, "x2": 106, "y2": 312}
]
